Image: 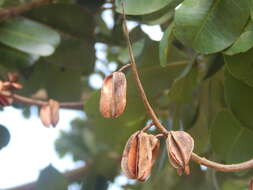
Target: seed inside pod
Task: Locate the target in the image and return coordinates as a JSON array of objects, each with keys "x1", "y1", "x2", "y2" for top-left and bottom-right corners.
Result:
[{"x1": 121, "y1": 131, "x2": 160, "y2": 181}]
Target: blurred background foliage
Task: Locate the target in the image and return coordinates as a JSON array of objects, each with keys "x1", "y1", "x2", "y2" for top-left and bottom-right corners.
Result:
[{"x1": 0, "y1": 0, "x2": 253, "y2": 189}]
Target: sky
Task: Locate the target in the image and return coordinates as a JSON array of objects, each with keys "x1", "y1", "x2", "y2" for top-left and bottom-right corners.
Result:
[
  {"x1": 0, "y1": 107, "x2": 85, "y2": 189},
  {"x1": 0, "y1": 7, "x2": 164, "y2": 190}
]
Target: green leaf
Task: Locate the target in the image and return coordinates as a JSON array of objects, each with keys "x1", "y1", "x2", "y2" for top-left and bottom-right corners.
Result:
[
  {"x1": 222, "y1": 179, "x2": 247, "y2": 190},
  {"x1": 129, "y1": 4, "x2": 174, "y2": 25},
  {"x1": 174, "y1": 0, "x2": 251, "y2": 54},
  {"x1": 46, "y1": 37, "x2": 95, "y2": 74},
  {"x1": 141, "y1": 38, "x2": 188, "y2": 68},
  {"x1": 203, "y1": 53, "x2": 225, "y2": 80},
  {"x1": 251, "y1": 0, "x2": 253, "y2": 20},
  {"x1": 168, "y1": 64, "x2": 198, "y2": 103},
  {"x1": 0, "y1": 17, "x2": 60, "y2": 56},
  {"x1": 224, "y1": 25, "x2": 253, "y2": 55},
  {"x1": 0, "y1": 124, "x2": 10, "y2": 150},
  {"x1": 225, "y1": 48, "x2": 253, "y2": 87},
  {"x1": 210, "y1": 110, "x2": 253, "y2": 163},
  {"x1": 118, "y1": 39, "x2": 145, "y2": 64},
  {"x1": 36, "y1": 165, "x2": 68, "y2": 190},
  {"x1": 115, "y1": 0, "x2": 182, "y2": 15},
  {"x1": 159, "y1": 23, "x2": 174, "y2": 67},
  {"x1": 20, "y1": 61, "x2": 82, "y2": 101},
  {"x1": 224, "y1": 70, "x2": 253, "y2": 130},
  {"x1": 24, "y1": 4, "x2": 94, "y2": 40},
  {"x1": 0, "y1": 45, "x2": 38, "y2": 70}
]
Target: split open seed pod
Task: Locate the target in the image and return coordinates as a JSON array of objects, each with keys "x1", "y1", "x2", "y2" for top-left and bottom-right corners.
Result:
[
  {"x1": 100, "y1": 72, "x2": 127, "y2": 118},
  {"x1": 166, "y1": 131, "x2": 194, "y2": 175},
  {"x1": 121, "y1": 131, "x2": 160, "y2": 181}
]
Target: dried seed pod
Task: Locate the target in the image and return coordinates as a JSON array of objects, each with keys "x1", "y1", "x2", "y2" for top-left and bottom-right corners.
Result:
[
  {"x1": 100, "y1": 72, "x2": 127, "y2": 118},
  {"x1": 48, "y1": 99, "x2": 60, "y2": 127},
  {"x1": 40, "y1": 104, "x2": 51, "y2": 128},
  {"x1": 40, "y1": 99, "x2": 60, "y2": 128},
  {"x1": 121, "y1": 131, "x2": 160, "y2": 181},
  {"x1": 166, "y1": 131, "x2": 194, "y2": 175}
]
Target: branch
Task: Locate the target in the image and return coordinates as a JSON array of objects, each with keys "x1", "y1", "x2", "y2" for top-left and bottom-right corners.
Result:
[
  {"x1": 6, "y1": 164, "x2": 91, "y2": 190},
  {"x1": 0, "y1": 0, "x2": 53, "y2": 21},
  {"x1": 191, "y1": 153, "x2": 253, "y2": 172},
  {"x1": 0, "y1": 91, "x2": 84, "y2": 110},
  {"x1": 121, "y1": 4, "x2": 253, "y2": 173},
  {"x1": 121, "y1": 6, "x2": 168, "y2": 135}
]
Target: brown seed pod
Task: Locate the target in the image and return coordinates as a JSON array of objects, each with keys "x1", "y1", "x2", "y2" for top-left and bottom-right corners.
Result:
[
  {"x1": 40, "y1": 104, "x2": 51, "y2": 128},
  {"x1": 121, "y1": 131, "x2": 160, "y2": 181},
  {"x1": 39, "y1": 99, "x2": 60, "y2": 128},
  {"x1": 166, "y1": 131, "x2": 194, "y2": 175},
  {"x1": 100, "y1": 72, "x2": 127, "y2": 118},
  {"x1": 48, "y1": 99, "x2": 60, "y2": 127}
]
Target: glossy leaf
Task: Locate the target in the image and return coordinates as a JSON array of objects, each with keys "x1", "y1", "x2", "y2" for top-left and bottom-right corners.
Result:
[
  {"x1": 168, "y1": 64, "x2": 198, "y2": 103},
  {"x1": 118, "y1": 39, "x2": 145, "y2": 64},
  {"x1": 225, "y1": 48, "x2": 253, "y2": 87},
  {"x1": 115, "y1": 0, "x2": 182, "y2": 15},
  {"x1": 224, "y1": 30, "x2": 253, "y2": 55},
  {"x1": 36, "y1": 165, "x2": 68, "y2": 190},
  {"x1": 0, "y1": 45, "x2": 38, "y2": 69},
  {"x1": 203, "y1": 53, "x2": 225, "y2": 80},
  {"x1": 46, "y1": 37, "x2": 95, "y2": 74},
  {"x1": 211, "y1": 110, "x2": 253, "y2": 163},
  {"x1": 140, "y1": 38, "x2": 188, "y2": 68},
  {"x1": 251, "y1": 0, "x2": 253, "y2": 19},
  {"x1": 0, "y1": 17, "x2": 60, "y2": 56},
  {"x1": 20, "y1": 62, "x2": 82, "y2": 101},
  {"x1": 224, "y1": 70, "x2": 253, "y2": 130},
  {"x1": 159, "y1": 23, "x2": 174, "y2": 67},
  {"x1": 24, "y1": 4, "x2": 95, "y2": 40},
  {"x1": 129, "y1": 4, "x2": 174, "y2": 25},
  {"x1": 174, "y1": 0, "x2": 251, "y2": 54}
]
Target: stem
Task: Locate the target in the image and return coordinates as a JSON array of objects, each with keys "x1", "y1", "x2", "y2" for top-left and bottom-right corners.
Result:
[
  {"x1": 0, "y1": 91, "x2": 83, "y2": 110},
  {"x1": 121, "y1": 3, "x2": 253, "y2": 173},
  {"x1": 118, "y1": 64, "x2": 131, "y2": 72},
  {"x1": 0, "y1": 0, "x2": 53, "y2": 21},
  {"x1": 191, "y1": 153, "x2": 253, "y2": 172},
  {"x1": 121, "y1": 4, "x2": 168, "y2": 135}
]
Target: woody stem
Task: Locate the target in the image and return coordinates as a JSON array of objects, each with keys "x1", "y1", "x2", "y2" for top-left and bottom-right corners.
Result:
[
  {"x1": 121, "y1": 3, "x2": 253, "y2": 173},
  {"x1": 0, "y1": 91, "x2": 83, "y2": 110},
  {"x1": 121, "y1": 4, "x2": 168, "y2": 135}
]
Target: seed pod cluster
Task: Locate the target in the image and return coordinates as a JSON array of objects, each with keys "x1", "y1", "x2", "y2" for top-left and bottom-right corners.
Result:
[
  {"x1": 121, "y1": 130, "x2": 194, "y2": 181},
  {"x1": 100, "y1": 71, "x2": 127, "y2": 118},
  {"x1": 40, "y1": 99, "x2": 60, "y2": 128},
  {"x1": 121, "y1": 131, "x2": 160, "y2": 181},
  {"x1": 166, "y1": 131, "x2": 194, "y2": 175}
]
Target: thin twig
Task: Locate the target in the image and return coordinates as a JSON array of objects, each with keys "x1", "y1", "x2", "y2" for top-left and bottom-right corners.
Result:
[
  {"x1": 141, "y1": 122, "x2": 154, "y2": 132},
  {"x1": 118, "y1": 64, "x2": 131, "y2": 72},
  {"x1": 0, "y1": 0, "x2": 53, "y2": 21},
  {"x1": 120, "y1": 3, "x2": 253, "y2": 173},
  {"x1": 191, "y1": 153, "x2": 253, "y2": 172},
  {"x1": 0, "y1": 91, "x2": 83, "y2": 110},
  {"x1": 121, "y1": 3, "x2": 168, "y2": 135}
]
